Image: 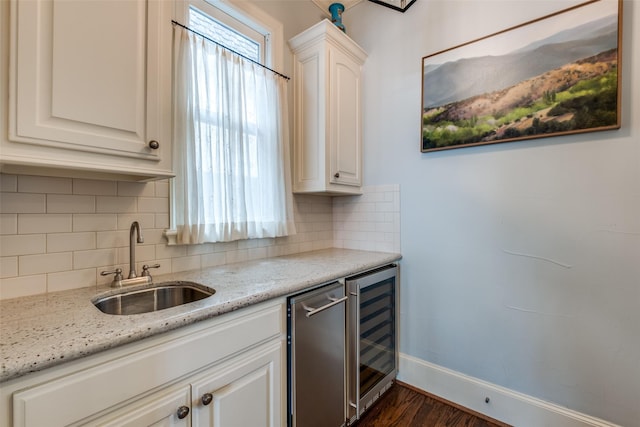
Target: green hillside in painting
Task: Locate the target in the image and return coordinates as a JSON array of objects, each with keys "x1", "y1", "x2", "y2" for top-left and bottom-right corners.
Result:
[{"x1": 422, "y1": 49, "x2": 619, "y2": 151}]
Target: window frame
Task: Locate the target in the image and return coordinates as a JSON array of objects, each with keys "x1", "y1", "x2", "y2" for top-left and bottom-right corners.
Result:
[{"x1": 173, "y1": 0, "x2": 283, "y2": 69}]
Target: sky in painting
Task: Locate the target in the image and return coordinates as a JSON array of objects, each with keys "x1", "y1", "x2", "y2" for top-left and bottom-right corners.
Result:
[{"x1": 423, "y1": 0, "x2": 618, "y2": 66}]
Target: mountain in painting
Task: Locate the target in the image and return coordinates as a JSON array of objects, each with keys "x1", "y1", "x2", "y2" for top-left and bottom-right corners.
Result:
[{"x1": 423, "y1": 14, "x2": 618, "y2": 109}]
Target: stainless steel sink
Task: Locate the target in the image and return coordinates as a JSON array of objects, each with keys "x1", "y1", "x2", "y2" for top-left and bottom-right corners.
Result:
[{"x1": 93, "y1": 282, "x2": 215, "y2": 315}]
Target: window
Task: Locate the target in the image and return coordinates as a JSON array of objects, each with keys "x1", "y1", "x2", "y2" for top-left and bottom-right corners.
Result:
[
  {"x1": 170, "y1": 0, "x2": 295, "y2": 245},
  {"x1": 188, "y1": 6, "x2": 261, "y2": 63}
]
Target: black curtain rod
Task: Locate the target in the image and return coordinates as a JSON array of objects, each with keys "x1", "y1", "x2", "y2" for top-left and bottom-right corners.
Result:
[{"x1": 171, "y1": 20, "x2": 290, "y2": 81}]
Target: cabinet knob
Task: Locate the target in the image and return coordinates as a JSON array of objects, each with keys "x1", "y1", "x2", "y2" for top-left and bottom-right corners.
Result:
[
  {"x1": 201, "y1": 393, "x2": 213, "y2": 405},
  {"x1": 176, "y1": 405, "x2": 190, "y2": 419},
  {"x1": 148, "y1": 140, "x2": 160, "y2": 149},
  {"x1": 334, "y1": 172, "x2": 340, "y2": 178}
]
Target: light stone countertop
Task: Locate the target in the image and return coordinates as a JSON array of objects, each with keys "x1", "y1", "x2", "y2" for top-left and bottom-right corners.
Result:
[{"x1": 0, "y1": 248, "x2": 401, "y2": 382}]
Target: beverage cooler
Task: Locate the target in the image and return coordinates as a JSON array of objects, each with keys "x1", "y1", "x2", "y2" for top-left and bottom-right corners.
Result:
[{"x1": 287, "y1": 264, "x2": 398, "y2": 427}]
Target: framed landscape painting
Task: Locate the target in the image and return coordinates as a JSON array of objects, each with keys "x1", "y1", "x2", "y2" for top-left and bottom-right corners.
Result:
[{"x1": 421, "y1": 0, "x2": 622, "y2": 152}]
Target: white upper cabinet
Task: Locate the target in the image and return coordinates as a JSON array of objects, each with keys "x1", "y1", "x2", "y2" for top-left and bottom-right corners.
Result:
[
  {"x1": 2, "y1": 0, "x2": 173, "y2": 181},
  {"x1": 289, "y1": 20, "x2": 367, "y2": 195}
]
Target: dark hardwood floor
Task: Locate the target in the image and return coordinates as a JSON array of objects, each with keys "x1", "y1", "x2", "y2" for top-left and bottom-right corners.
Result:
[{"x1": 354, "y1": 383, "x2": 510, "y2": 427}]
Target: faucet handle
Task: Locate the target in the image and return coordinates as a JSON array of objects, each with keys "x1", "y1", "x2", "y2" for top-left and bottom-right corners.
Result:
[
  {"x1": 141, "y1": 264, "x2": 161, "y2": 277},
  {"x1": 100, "y1": 268, "x2": 124, "y2": 287}
]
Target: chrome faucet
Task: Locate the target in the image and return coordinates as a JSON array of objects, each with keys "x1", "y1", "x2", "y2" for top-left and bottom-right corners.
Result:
[
  {"x1": 100, "y1": 221, "x2": 160, "y2": 287},
  {"x1": 129, "y1": 221, "x2": 144, "y2": 279}
]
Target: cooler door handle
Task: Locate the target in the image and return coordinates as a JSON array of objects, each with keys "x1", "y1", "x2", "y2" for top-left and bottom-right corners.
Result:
[{"x1": 303, "y1": 296, "x2": 348, "y2": 317}]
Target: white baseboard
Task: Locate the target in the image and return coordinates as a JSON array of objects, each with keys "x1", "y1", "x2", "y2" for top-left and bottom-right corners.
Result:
[{"x1": 397, "y1": 353, "x2": 621, "y2": 427}]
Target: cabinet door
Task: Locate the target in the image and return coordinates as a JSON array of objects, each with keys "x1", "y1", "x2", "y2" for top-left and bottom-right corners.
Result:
[
  {"x1": 6, "y1": 0, "x2": 172, "y2": 178},
  {"x1": 89, "y1": 386, "x2": 191, "y2": 427},
  {"x1": 329, "y1": 46, "x2": 362, "y2": 188},
  {"x1": 191, "y1": 341, "x2": 284, "y2": 427}
]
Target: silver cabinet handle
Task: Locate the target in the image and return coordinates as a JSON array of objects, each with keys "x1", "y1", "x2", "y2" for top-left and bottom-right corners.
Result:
[
  {"x1": 148, "y1": 140, "x2": 160, "y2": 149},
  {"x1": 176, "y1": 405, "x2": 190, "y2": 419},
  {"x1": 303, "y1": 295, "x2": 348, "y2": 317},
  {"x1": 201, "y1": 393, "x2": 213, "y2": 406}
]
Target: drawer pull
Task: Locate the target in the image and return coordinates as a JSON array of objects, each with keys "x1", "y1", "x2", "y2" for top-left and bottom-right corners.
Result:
[
  {"x1": 148, "y1": 140, "x2": 160, "y2": 149},
  {"x1": 202, "y1": 393, "x2": 213, "y2": 405},
  {"x1": 176, "y1": 405, "x2": 190, "y2": 419}
]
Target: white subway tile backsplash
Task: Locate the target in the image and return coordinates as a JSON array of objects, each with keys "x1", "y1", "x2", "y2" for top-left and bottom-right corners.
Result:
[
  {"x1": 116, "y1": 213, "x2": 155, "y2": 230},
  {"x1": 155, "y1": 213, "x2": 169, "y2": 229},
  {"x1": 214, "y1": 241, "x2": 238, "y2": 253},
  {"x1": 137, "y1": 197, "x2": 169, "y2": 213},
  {"x1": 117, "y1": 244, "x2": 156, "y2": 265},
  {"x1": 47, "y1": 195, "x2": 95, "y2": 213},
  {"x1": 0, "y1": 174, "x2": 17, "y2": 192},
  {"x1": 298, "y1": 241, "x2": 314, "y2": 253},
  {"x1": 19, "y1": 214, "x2": 72, "y2": 234},
  {"x1": 247, "y1": 246, "x2": 268, "y2": 261},
  {"x1": 0, "y1": 274, "x2": 47, "y2": 299},
  {"x1": 187, "y1": 243, "x2": 216, "y2": 256},
  {"x1": 19, "y1": 252, "x2": 72, "y2": 275},
  {"x1": 237, "y1": 239, "x2": 258, "y2": 250},
  {"x1": 135, "y1": 245, "x2": 157, "y2": 262},
  {"x1": 73, "y1": 248, "x2": 117, "y2": 269},
  {"x1": 1, "y1": 174, "x2": 401, "y2": 299},
  {"x1": 0, "y1": 193, "x2": 46, "y2": 214},
  {"x1": 73, "y1": 214, "x2": 118, "y2": 232},
  {"x1": 73, "y1": 179, "x2": 117, "y2": 196},
  {"x1": 1, "y1": 214, "x2": 17, "y2": 235},
  {"x1": 47, "y1": 268, "x2": 97, "y2": 292},
  {"x1": 139, "y1": 229, "x2": 165, "y2": 245},
  {"x1": 201, "y1": 252, "x2": 226, "y2": 268},
  {"x1": 47, "y1": 232, "x2": 95, "y2": 253},
  {"x1": 171, "y1": 255, "x2": 201, "y2": 273},
  {"x1": 96, "y1": 230, "x2": 129, "y2": 249},
  {"x1": 117, "y1": 181, "x2": 155, "y2": 197},
  {"x1": 0, "y1": 234, "x2": 46, "y2": 256},
  {"x1": 1, "y1": 257, "x2": 18, "y2": 278},
  {"x1": 96, "y1": 196, "x2": 136, "y2": 213},
  {"x1": 333, "y1": 185, "x2": 401, "y2": 253},
  {"x1": 155, "y1": 243, "x2": 187, "y2": 259},
  {"x1": 19, "y1": 176, "x2": 72, "y2": 194},
  {"x1": 155, "y1": 180, "x2": 169, "y2": 197},
  {"x1": 226, "y1": 249, "x2": 249, "y2": 264}
]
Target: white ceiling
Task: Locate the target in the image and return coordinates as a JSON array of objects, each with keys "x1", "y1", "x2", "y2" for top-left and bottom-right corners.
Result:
[{"x1": 311, "y1": 0, "x2": 364, "y2": 16}]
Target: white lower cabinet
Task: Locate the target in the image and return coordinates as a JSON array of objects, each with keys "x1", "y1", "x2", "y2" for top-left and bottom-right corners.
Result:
[
  {"x1": 8, "y1": 300, "x2": 285, "y2": 427},
  {"x1": 92, "y1": 341, "x2": 282, "y2": 427}
]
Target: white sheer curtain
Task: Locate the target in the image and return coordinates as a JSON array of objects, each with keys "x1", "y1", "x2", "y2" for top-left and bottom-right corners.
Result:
[{"x1": 172, "y1": 26, "x2": 296, "y2": 244}]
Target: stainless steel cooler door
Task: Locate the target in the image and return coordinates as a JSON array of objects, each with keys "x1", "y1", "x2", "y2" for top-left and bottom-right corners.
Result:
[{"x1": 289, "y1": 281, "x2": 347, "y2": 427}]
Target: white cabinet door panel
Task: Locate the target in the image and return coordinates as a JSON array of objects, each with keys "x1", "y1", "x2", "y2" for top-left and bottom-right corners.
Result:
[
  {"x1": 330, "y1": 46, "x2": 361, "y2": 187},
  {"x1": 191, "y1": 341, "x2": 283, "y2": 427},
  {"x1": 92, "y1": 386, "x2": 191, "y2": 427},
  {"x1": 50, "y1": 0, "x2": 142, "y2": 134},
  {"x1": 11, "y1": 0, "x2": 156, "y2": 158}
]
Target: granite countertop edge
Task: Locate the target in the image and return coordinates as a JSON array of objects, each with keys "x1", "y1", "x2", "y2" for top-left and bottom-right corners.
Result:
[{"x1": 0, "y1": 248, "x2": 401, "y2": 383}]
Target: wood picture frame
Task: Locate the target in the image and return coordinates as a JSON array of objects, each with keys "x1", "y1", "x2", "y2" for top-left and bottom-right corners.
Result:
[{"x1": 421, "y1": 0, "x2": 622, "y2": 153}]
